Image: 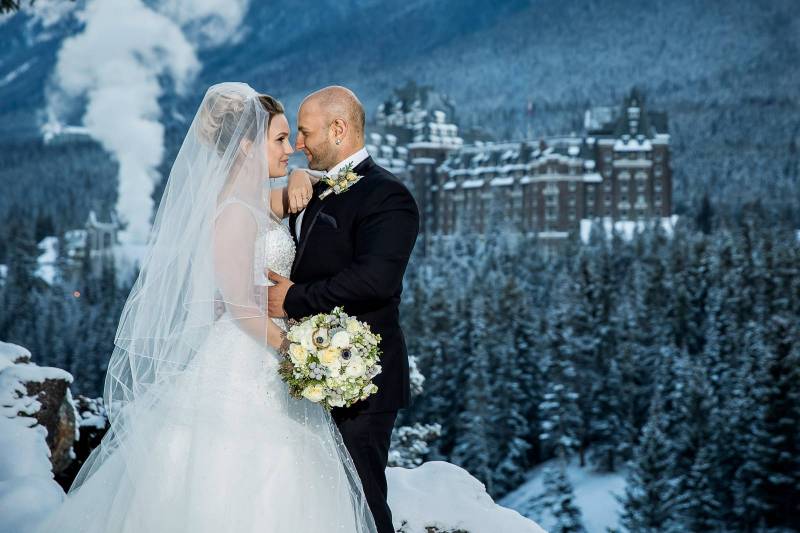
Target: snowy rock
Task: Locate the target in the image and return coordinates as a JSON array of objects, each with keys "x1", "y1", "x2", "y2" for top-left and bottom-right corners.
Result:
[
  {"x1": 0, "y1": 340, "x2": 32, "y2": 367},
  {"x1": 56, "y1": 396, "x2": 109, "y2": 488},
  {"x1": 0, "y1": 348, "x2": 76, "y2": 474},
  {"x1": 0, "y1": 416, "x2": 65, "y2": 533},
  {"x1": 388, "y1": 461, "x2": 546, "y2": 533}
]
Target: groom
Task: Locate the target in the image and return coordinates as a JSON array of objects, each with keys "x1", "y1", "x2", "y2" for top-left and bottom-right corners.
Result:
[{"x1": 267, "y1": 86, "x2": 419, "y2": 533}]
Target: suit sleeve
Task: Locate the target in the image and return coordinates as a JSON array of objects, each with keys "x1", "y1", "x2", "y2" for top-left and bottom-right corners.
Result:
[{"x1": 283, "y1": 182, "x2": 419, "y2": 319}]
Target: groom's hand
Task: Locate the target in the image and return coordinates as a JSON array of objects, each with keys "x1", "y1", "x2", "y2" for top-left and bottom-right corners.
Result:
[{"x1": 267, "y1": 270, "x2": 293, "y2": 318}]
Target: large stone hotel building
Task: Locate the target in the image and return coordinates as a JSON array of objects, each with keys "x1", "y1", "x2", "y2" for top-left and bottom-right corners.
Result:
[{"x1": 366, "y1": 85, "x2": 672, "y2": 243}]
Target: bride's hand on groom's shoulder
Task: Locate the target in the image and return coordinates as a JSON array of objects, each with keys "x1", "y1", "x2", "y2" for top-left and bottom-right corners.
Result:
[{"x1": 287, "y1": 169, "x2": 315, "y2": 214}]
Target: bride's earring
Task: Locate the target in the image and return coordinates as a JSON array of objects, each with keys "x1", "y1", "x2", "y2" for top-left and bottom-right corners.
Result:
[{"x1": 335, "y1": 139, "x2": 341, "y2": 145}]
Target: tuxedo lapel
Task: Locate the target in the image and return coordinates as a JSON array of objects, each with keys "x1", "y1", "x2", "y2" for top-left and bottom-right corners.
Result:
[{"x1": 290, "y1": 157, "x2": 376, "y2": 278}]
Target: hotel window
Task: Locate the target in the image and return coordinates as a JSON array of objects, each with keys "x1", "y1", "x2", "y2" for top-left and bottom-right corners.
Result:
[
  {"x1": 654, "y1": 179, "x2": 662, "y2": 192},
  {"x1": 655, "y1": 165, "x2": 663, "y2": 177},
  {"x1": 568, "y1": 181, "x2": 576, "y2": 193}
]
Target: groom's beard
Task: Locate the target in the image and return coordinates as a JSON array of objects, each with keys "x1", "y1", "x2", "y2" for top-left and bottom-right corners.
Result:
[{"x1": 307, "y1": 143, "x2": 338, "y2": 171}]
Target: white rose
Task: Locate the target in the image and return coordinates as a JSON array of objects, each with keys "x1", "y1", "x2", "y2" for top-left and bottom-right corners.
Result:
[
  {"x1": 331, "y1": 330, "x2": 351, "y2": 349},
  {"x1": 344, "y1": 356, "x2": 367, "y2": 378},
  {"x1": 289, "y1": 344, "x2": 309, "y2": 366},
  {"x1": 301, "y1": 384, "x2": 326, "y2": 403},
  {"x1": 346, "y1": 319, "x2": 361, "y2": 334},
  {"x1": 299, "y1": 324, "x2": 316, "y2": 352},
  {"x1": 318, "y1": 347, "x2": 342, "y2": 369}
]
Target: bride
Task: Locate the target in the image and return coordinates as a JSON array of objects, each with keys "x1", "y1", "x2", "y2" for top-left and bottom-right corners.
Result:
[{"x1": 35, "y1": 83, "x2": 378, "y2": 532}]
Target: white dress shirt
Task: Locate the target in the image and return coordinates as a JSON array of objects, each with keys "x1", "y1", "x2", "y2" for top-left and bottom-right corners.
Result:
[{"x1": 295, "y1": 147, "x2": 369, "y2": 240}]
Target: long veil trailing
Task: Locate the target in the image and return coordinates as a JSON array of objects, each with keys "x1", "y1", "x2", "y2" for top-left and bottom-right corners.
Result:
[{"x1": 36, "y1": 83, "x2": 377, "y2": 533}]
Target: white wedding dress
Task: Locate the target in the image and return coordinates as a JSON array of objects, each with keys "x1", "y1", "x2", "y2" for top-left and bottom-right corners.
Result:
[{"x1": 34, "y1": 209, "x2": 377, "y2": 533}]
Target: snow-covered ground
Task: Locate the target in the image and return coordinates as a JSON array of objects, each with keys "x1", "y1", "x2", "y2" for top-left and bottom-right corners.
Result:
[
  {"x1": 0, "y1": 342, "x2": 67, "y2": 533},
  {"x1": 389, "y1": 461, "x2": 546, "y2": 533},
  {"x1": 500, "y1": 457, "x2": 626, "y2": 533}
]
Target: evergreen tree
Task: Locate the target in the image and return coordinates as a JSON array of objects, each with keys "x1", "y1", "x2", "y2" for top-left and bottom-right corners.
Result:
[
  {"x1": 451, "y1": 295, "x2": 496, "y2": 493},
  {"x1": 735, "y1": 316, "x2": 800, "y2": 530},
  {"x1": 542, "y1": 462, "x2": 587, "y2": 533},
  {"x1": 620, "y1": 393, "x2": 678, "y2": 533}
]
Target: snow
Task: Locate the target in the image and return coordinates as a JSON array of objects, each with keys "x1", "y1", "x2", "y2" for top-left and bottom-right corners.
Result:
[
  {"x1": 389, "y1": 461, "x2": 545, "y2": 533},
  {"x1": 0, "y1": 341, "x2": 30, "y2": 368},
  {"x1": 537, "y1": 231, "x2": 570, "y2": 239},
  {"x1": 462, "y1": 179, "x2": 485, "y2": 189},
  {"x1": 579, "y1": 215, "x2": 679, "y2": 243},
  {"x1": 490, "y1": 177, "x2": 515, "y2": 187},
  {"x1": 0, "y1": 356, "x2": 72, "y2": 420},
  {"x1": 0, "y1": 351, "x2": 68, "y2": 533},
  {"x1": 500, "y1": 458, "x2": 626, "y2": 533},
  {"x1": 614, "y1": 139, "x2": 652, "y2": 152},
  {"x1": 36, "y1": 236, "x2": 59, "y2": 285},
  {"x1": 0, "y1": 416, "x2": 65, "y2": 533}
]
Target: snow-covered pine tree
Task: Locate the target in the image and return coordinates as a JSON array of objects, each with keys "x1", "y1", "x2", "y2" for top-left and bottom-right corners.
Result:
[
  {"x1": 734, "y1": 315, "x2": 800, "y2": 530},
  {"x1": 620, "y1": 391, "x2": 678, "y2": 533},
  {"x1": 491, "y1": 272, "x2": 533, "y2": 494},
  {"x1": 538, "y1": 339, "x2": 581, "y2": 462},
  {"x1": 542, "y1": 462, "x2": 587, "y2": 533},
  {"x1": 451, "y1": 293, "x2": 496, "y2": 493}
]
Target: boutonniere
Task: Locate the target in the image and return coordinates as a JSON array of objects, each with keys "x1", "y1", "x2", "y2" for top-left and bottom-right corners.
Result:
[{"x1": 319, "y1": 162, "x2": 363, "y2": 200}]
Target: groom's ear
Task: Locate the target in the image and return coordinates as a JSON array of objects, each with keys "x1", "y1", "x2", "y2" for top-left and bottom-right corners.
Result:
[{"x1": 330, "y1": 118, "x2": 347, "y2": 141}]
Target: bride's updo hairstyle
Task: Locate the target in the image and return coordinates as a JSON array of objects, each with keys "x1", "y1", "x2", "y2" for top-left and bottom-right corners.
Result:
[{"x1": 197, "y1": 89, "x2": 285, "y2": 156}]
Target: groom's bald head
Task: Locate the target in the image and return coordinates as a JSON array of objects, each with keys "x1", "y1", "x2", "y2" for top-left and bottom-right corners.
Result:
[{"x1": 302, "y1": 86, "x2": 365, "y2": 141}]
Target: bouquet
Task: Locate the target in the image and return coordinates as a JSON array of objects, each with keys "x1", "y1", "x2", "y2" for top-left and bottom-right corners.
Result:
[{"x1": 279, "y1": 307, "x2": 382, "y2": 410}]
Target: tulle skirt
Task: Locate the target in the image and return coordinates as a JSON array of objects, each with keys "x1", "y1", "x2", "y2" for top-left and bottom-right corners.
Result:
[{"x1": 35, "y1": 320, "x2": 377, "y2": 533}]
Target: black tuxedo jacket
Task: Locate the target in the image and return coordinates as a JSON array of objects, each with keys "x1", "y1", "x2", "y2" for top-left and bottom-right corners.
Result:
[{"x1": 285, "y1": 156, "x2": 420, "y2": 414}]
